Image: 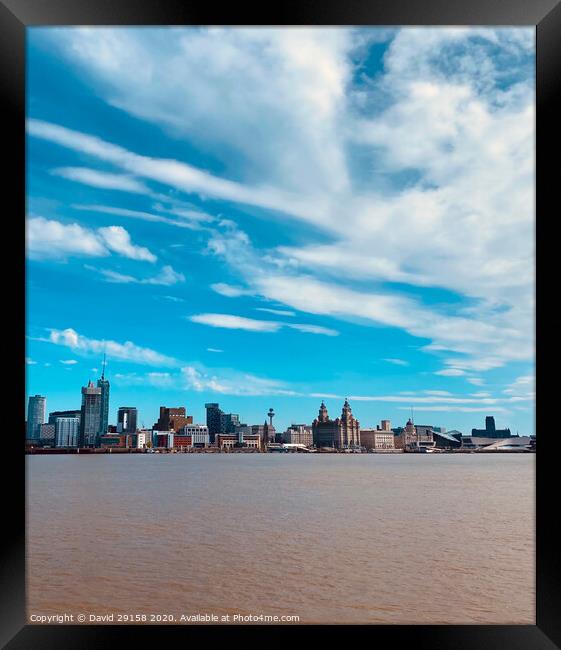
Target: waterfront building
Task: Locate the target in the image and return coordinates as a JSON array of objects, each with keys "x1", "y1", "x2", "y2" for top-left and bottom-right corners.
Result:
[
  {"x1": 312, "y1": 400, "x2": 360, "y2": 449},
  {"x1": 153, "y1": 406, "x2": 193, "y2": 432},
  {"x1": 39, "y1": 423, "x2": 55, "y2": 444},
  {"x1": 360, "y1": 429, "x2": 395, "y2": 451},
  {"x1": 136, "y1": 430, "x2": 148, "y2": 449},
  {"x1": 79, "y1": 381, "x2": 102, "y2": 447},
  {"x1": 471, "y1": 416, "x2": 511, "y2": 438},
  {"x1": 99, "y1": 434, "x2": 126, "y2": 448},
  {"x1": 216, "y1": 434, "x2": 238, "y2": 449},
  {"x1": 432, "y1": 430, "x2": 462, "y2": 449},
  {"x1": 394, "y1": 418, "x2": 436, "y2": 451},
  {"x1": 242, "y1": 434, "x2": 261, "y2": 448},
  {"x1": 153, "y1": 431, "x2": 174, "y2": 448},
  {"x1": 283, "y1": 424, "x2": 313, "y2": 447},
  {"x1": 26, "y1": 395, "x2": 46, "y2": 441},
  {"x1": 181, "y1": 424, "x2": 210, "y2": 447},
  {"x1": 48, "y1": 409, "x2": 81, "y2": 424},
  {"x1": 172, "y1": 435, "x2": 193, "y2": 449},
  {"x1": 55, "y1": 417, "x2": 80, "y2": 447},
  {"x1": 380, "y1": 420, "x2": 392, "y2": 432},
  {"x1": 117, "y1": 407, "x2": 137, "y2": 434}
]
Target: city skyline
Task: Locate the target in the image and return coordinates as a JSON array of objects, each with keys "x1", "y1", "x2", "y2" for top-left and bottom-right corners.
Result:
[{"x1": 26, "y1": 27, "x2": 535, "y2": 435}]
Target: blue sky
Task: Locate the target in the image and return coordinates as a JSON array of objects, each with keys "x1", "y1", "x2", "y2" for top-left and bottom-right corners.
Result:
[{"x1": 26, "y1": 27, "x2": 535, "y2": 434}]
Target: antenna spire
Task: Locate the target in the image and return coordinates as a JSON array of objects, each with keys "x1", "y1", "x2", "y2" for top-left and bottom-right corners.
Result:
[{"x1": 101, "y1": 350, "x2": 107, "y2": 380}]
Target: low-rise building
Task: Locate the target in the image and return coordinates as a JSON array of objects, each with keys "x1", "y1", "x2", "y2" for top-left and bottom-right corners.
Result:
[
  {"x1": 99, "y1": 434, "x2": 127, "y2": 448},
  {"x1": 216, "y1": 434, "x2": 238, "y2": 448},
  {"x1": 360, "y1": 429, "x2": 395, "y2": 450},
  {"x1": 283, "y1": 424, "x2": 313, "y2": 447},
  {"x1": 181, "y1": 424, "x2": 210, "y2": 447}
]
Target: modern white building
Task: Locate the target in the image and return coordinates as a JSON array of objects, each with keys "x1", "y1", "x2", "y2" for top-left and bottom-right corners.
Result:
[
  {"x1": 181, "y1": 424, "x2": 210, "y2": 446},
  {"x1": 55, "y1": 417, "x2": 80, "y2": 447}
]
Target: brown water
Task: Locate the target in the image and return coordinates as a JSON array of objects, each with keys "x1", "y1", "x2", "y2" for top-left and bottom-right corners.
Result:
[{"x1": 26, "y1": 453, "x2": 535, "y2": 624}]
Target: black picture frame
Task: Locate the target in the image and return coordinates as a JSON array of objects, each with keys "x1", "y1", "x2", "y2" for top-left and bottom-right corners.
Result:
[{"x1": 3, "y1": 1, "x2": 559, "y2": 647}]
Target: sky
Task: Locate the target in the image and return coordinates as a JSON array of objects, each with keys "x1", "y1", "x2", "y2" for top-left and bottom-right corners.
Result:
[{"x1": 26, "y1": 26, "x2": 535, "y2": 434}]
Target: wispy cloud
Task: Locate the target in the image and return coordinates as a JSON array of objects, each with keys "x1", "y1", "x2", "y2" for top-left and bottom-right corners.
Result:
[
  {"x1": 188, "y1": 313, "x2": 338, "y2": 336},
  {"x1": 46, "y1": 327, "x2": 180, "y2": 367},
  {"x1": 90, "y1": 264, "x2": 185, "y2": 286},
  {"x1": 383, "y1": 358, "x2": 409, "y2": 366},
  {"x1": 52, "y1": 166, "x2": 148, "y2": 193}
]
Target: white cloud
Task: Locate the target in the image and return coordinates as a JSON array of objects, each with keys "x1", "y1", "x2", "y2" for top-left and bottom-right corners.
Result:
[
  {"x1": 286, "y1": 323, "x2": 339, "y2": 337},
  {"x1": 74, "y1": 204, "x2": 205, "y2": 231},
  {"x1": 255, "y1": 307, "x2": 296, "y2": 317},
  {"x1": 27, "y1": 216, "x2": 157, "y2": 262},
  {"x1": 94, "y1": 264, "x2": 185, "y2": 286},
  {"x1": 383, "y1": 358, "x2": 409, "y2": 366},
  {"x1": 434, "y1": 368, "x2": 467, "y2": 377},
  {"x1": 52, "y1": 167, "x2": 148, "y2": 192},
  {"x1": 26, "y1": 357, "x2": 37, "y2": 365},
  {"x1": 31, "y1": 28, "x2": 534, "y2": 375},
  {"x1": 206, "y1": 348, "x2": 223, "y2": 353},
  {"x1": 59, "y1": 359, "x2": 78, "y2": 365},
  {"x1": 189, "y1": 312, "x2": 339, "y2": 336},
  {"x1": 189, "y1": 313, "x2": 281, "y2": 332},
  {"x1": 181, "y1": 365, "x2": 297, "y2": 396},
  {"x1": 97, "y1": 226, "x2": 156, "y2": 262},
  {"x1": 210, "y1": 283, "x2": 252, "y2": 297},
  {"x1": 47, "y1": 327, "x2": 180, "y2": 366}
]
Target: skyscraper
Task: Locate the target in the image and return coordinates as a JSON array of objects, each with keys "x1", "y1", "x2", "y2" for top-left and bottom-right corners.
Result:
[
  {"x1": 80, "y1": 381, "x2": 102, "y2": 447},
  {"x1": 97, "y1": 354, "x2": 110, "y2": 438},
  {"x1": 26, "y1": 395, "x2": 46, "y2": 441},
  {"x1": 117, "y1": 407, "x2": 138, "y2": 434}
]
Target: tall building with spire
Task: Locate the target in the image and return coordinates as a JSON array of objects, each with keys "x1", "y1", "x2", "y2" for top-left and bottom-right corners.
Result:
[
  {"x1": 97, "y1": 353, "x2": 110, "y2": 438},
  {"x1": 79, "y1": 380, "x2": 102, "y2": 447},
  {"x1": 312, "y1": 400, "x2": 360, "y2": 449}
]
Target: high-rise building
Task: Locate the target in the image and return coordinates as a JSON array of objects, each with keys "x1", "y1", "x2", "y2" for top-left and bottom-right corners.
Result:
[
  {"x1": 205, "y1": 403, "x2": 223, "y2": 441},
  {"x1": 117, "y1": 407, "x2": 138, "y2": 434},
  {"x1": 205, "y1": 403, "x2": 242, "y2": 442},
  {"x1": 153, "y1": 406, "x2": 193, "y2": 432},
  {"x1": 312, "y1": 400, "x2": 360, "y2": 449},
  {"x1": 97, "y1": 355, "x2": 110, "y2": 438},
  {"x1": 80, "y1": 381, "x2": 102, "y2": 447},
  {"x1": 55, "y1": 417, "x2": 80, "y2": 447},
  {"x1": 26, "y1": 395, "x2": 46, "y2": 441}
]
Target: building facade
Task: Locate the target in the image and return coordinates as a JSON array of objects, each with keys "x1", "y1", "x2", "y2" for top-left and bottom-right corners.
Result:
[
  {"x1": 117, "y1": 407, "x2": 137, "y2": 434},
  {"x1": 153, "y1": 406, "x2": 193, "y2": 432},
  {"x1": 26, "y1": 395, "x2": 46, "y2": 441},
  {"x1": 360, "y1": 429, "x2": 395, "y2": 450},
  {"x1": 283, "y1": 424, "x2": 313, "y2": 447},
  {"x1": 181, "y1": 424, "x2": 210, "y2": 447},
  {"x1": 48, "y1": 409, "x2": 81, "y2": 424},
  {"x1": 55, "y1": 417, "x2": 80, "y2": 447},
  {"x1": 312, "y1": 400, "x2": 360, "y2": 449},
  {"x1": 79, "y1": 381, "x2": 102, "y2": 447}
]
